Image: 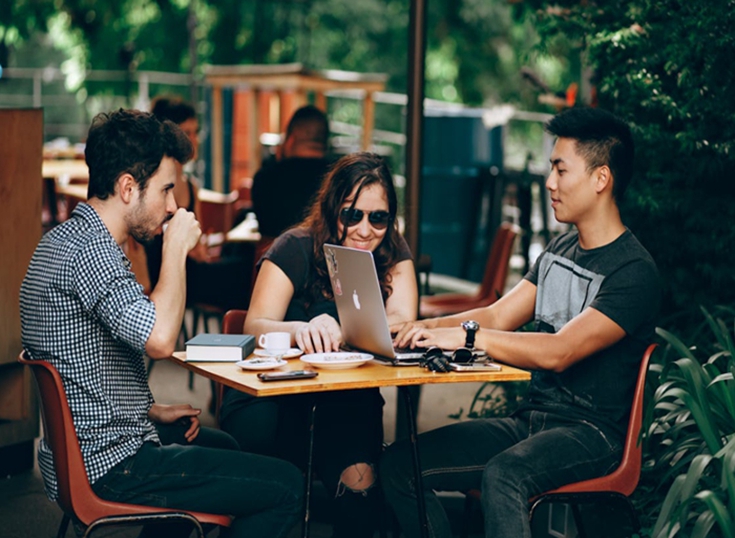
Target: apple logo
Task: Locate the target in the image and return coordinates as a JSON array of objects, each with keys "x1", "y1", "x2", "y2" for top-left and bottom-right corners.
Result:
[{"x1": 352, "y1": 290, "x2": 361, "y2": 310}]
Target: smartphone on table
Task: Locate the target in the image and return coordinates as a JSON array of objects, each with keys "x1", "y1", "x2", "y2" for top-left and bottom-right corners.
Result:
[
  {"x1": 257, "y1": 370, "x2": 318, "y2": 382},
  {"x1": 448, "y1": 362, "x2": 501, "y2": 372}
]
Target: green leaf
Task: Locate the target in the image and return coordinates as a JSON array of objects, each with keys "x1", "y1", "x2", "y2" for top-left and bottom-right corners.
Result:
[
  {"x1": 657, "y1": 328, "x2": 697, "y2": 360},
  {"x1": 693, "y1": 490, "x2": 735, "y2": 536},
  {"x1": 653, "y1": 474, "x2": 686, "y2": 537}
]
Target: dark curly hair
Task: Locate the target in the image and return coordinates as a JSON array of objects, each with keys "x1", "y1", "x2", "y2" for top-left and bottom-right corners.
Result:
[
  {"x1": 301, "y1": 152, "x2": 403, "y2": 304},
  {"x1": 85, "y1": 108, "x2": 192, "y2": 200}
]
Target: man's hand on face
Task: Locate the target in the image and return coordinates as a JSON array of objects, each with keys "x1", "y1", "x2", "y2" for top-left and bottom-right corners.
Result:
[{"x1": 164, "y1": 208, "x2": 201, "y2": 254}]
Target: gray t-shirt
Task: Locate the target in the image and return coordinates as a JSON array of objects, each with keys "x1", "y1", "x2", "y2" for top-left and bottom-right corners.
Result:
[{"x1": 520, "y1": 228, "x2": 660, "y2": 438}]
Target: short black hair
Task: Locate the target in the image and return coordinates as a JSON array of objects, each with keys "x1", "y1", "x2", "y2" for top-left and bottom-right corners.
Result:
[
  {"x1": 285, "y1": 105, "x2": 330, "y2": 150},
  {"x1": 85, "y1": 109, "x2": 193, "y2": 200},
  {"x1": 546, "y1": 107, "x2": 634, "y2": 201},
  {"x1": 150, "y1": 95, "x2": 197, "y2": 126}
]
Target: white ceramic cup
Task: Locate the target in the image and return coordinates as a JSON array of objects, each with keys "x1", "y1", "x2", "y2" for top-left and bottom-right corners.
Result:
[{"x1": 258, "y1": 332, "x2": 291, "y2": 354}]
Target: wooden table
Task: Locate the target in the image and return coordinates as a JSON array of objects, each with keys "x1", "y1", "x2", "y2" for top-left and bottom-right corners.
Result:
[
  {"x1": 167, "y1": 352, "x2": 530, "y2": 538},
  {"x1": 42, "y1": 159, "x2": 89, "y2": 181},
  {"x1": 169, "y1": 351, "x2": 529, "y2": 396},
  {"x1": 56, "y1": 183, "x2": 88, "y2": 201}
]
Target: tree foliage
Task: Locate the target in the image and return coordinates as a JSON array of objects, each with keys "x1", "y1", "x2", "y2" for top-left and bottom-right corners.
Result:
[
  {"x1": 2, "y1": 0, "x2": 573, "y2": 110},
  {"x1": 519, "y1": 0, "x2": 735, "y2": 330}
]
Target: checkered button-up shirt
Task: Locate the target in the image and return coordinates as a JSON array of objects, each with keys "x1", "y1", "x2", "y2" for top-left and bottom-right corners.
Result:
[{"x1": 20, "y1": 203, "x2": 160, "y2": 500}]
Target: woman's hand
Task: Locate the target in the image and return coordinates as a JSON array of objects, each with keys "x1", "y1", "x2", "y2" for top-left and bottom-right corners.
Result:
[
  {"x1": 295, "y1": 314, "x2": 343, "y2": 354},
  {"x1": 148, "y1": 403, "x2": 201, "y2": 443}
]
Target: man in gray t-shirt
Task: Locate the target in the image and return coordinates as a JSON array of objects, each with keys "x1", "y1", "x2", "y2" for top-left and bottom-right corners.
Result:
[{"x1": 385, "y1": 107, "x2": 660, "y2": 538}]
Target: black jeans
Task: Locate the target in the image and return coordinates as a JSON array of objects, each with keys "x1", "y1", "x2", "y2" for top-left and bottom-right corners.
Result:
[
  {"x1": 220, "y1": 387, "x2": 385, "y2": 538},
  {"x1": 381, "y1": 410, "x2": 623, "y2": 538},
  {"x1": 91, "y1": 423, "x2": 303, "y2": 538}
]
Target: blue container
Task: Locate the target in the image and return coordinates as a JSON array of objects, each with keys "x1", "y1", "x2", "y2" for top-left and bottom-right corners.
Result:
[{"x1": 420, "y1": 108, "x2": 503, "y2": 280}]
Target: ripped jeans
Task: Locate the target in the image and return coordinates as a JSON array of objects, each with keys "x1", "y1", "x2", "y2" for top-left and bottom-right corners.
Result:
[
  {"x1": 381, "y1": 410, "x2": 623, "y2": 538},
  {"x1": 220, "y1": 387, "x2": 385, "y2": 538}
]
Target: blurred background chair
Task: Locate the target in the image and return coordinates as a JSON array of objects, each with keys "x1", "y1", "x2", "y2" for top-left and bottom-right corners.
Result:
[
  {"x1": 419, "y1": 222, "x2": 520, "y2": 318},
  {"x1": 216, "y1": 309, "x2": 249, "y2": 424},
  {"x1": 18, "y1": 351, "x2": 232, "y2": 538}
]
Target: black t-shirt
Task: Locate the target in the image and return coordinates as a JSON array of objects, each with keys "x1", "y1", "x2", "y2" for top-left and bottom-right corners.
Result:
[
  {"x1": 520, "y1": 229, "x2": 660, "y2": 438},
  {"x1": 263, "y1": 227, "x2": 413, "y2": 323},
  {"x1": 251, "y1": 157, "x2": 332, "y2": 238}
]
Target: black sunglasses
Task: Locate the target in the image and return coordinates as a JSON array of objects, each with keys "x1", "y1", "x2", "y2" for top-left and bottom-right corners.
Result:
[
  {"x1": 339, "y1": 208, "x2": 392, "y2": 230},
  {"x1": 421, "y1": 346, "x2": 475, "y2": 365}
]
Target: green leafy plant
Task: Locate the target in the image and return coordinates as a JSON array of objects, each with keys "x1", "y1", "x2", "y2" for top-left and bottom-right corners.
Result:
[{"x1": 645, "y1": 308, "x2": 735, "y2": 538}]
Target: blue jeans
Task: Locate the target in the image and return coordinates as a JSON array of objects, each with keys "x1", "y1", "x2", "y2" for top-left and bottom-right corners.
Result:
[
  {"x1": 91, "y1": 433, "x2": 303, "y2": 538},
  {"x1": 381, "y1": 410, "x2": 623, "y2": 538}
]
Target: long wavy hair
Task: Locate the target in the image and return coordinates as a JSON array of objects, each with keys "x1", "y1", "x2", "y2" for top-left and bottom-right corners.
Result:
[{"x1": 301, "y1": 152, "x2": 403, "y2": 305}]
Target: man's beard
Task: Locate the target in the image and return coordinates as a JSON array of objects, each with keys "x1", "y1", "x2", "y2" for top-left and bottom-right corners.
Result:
[
  {"x1": 127, "y1": 202, "x2": 162, "y2": 246},
  {"x1": 129, "y1": 222, "x2": 157, "y2": 246}
]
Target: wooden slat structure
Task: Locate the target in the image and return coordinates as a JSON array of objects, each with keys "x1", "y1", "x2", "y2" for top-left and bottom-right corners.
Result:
[
  {"x1": 0, "y1": 108, "x2": 42, "y2": 474},
  {"x1": 203, "y1": 63, "x2": 387, "y2": 192}
]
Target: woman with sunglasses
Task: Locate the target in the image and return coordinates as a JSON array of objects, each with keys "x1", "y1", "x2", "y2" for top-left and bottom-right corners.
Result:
[{"x1": 219, "y1": 152, "x2": 417, "y2": 538}]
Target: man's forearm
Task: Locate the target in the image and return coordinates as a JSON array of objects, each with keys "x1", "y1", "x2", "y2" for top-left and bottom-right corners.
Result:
[{"x1": 147, "y1": 247, "x2": 188, "y2": 357}]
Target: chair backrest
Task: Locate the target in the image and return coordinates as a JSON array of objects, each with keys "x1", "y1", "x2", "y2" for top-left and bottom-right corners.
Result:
[
  {"x1": 19, "y1": 351, "x2": 233, "y2": 529},
  {"x1": 223, "y1": 309, "x2": 248, "y2": 335},
  {"x1": 552, "y1": 343, "x2": 657, "y2": 496},
  {"x1": 217, "y1": 310, "x2": 249, "y2": 424},
  {"x1": 475, "y1": 223, "x2": 520, "y2": 302},
  {"x1": 198, "y1": 189, "x2": 239, "y2": 234},
  {"x1": 18, "y1": 351, "x2": 110, "y2": 523}
]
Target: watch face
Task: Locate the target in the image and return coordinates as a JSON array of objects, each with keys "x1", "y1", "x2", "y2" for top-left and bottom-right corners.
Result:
[{"x1": 463, "y1": 320, "x2": 479, "y2": 332}]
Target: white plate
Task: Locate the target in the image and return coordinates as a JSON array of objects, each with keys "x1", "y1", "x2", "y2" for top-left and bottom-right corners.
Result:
[
  {"x1": 300, "y1": 352, "x2": 373, "y2": 370},
  {"x1": 236, "y1": 358, "x2": 287, "y2": 371},
  {"x1": 253, "y1": 348, "x2": 304, "y2": 359}
]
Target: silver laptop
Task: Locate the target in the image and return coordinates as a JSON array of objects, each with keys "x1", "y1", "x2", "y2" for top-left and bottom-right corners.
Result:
[{"x1": 323, "y1": 243, "x2": 425, "y2": 365}]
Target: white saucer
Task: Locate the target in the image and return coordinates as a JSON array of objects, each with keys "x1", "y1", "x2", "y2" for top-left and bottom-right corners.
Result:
[
  {"x1": 236, "y1": 358, "x2": 287, "y2": 371},
  {"x1": 300, "y1": 352, "x2": 373, "y2": 370},
  {"x1": 253, "y1": 348, "x2": 304, "y2": 359}
]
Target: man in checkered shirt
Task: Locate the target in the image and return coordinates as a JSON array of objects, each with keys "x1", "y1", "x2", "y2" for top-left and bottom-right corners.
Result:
[{"x1": 20, "y1": 109, "x2": 303, "y2": 538}]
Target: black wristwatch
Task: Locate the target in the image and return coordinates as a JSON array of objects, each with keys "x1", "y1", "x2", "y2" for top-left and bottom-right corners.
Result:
[{"x1": 461, "y1": 320, "x2": 480, "y2": 349}]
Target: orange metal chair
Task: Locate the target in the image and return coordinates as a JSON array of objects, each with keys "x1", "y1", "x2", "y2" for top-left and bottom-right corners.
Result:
[
  {"x1": 216, "y1": 309, "x2": 249, "y2": 424},
  {"x1": 460, "y1": 343, "x2": 657, "y2": 538},
  {"x1": 419, "y1": 223, "x2": 520, "y2": 318},
  {"x1": 18, "y1": 351, "x2": 232, "y2": 538}
]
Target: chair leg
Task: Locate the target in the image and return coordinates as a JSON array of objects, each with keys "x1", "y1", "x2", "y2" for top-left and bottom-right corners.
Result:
[
  {"x1": 57, "y1": 514, "x2": 70, "y2": 538},
  {"x1": 530, "y1": 493, "x2": 640, "y2": 538},
  {"x1": 570, "y1": 504, "x2": 588, "y2": 538},
  {"x1": 459, "y1": 494, "x2": 476, "y2": 538},
  {"x1": 81, "y1": 512, "x2": 205, "y2": 538},
  {"x1": 302, "y1": 400, "x2": 318, "y2": 538}
]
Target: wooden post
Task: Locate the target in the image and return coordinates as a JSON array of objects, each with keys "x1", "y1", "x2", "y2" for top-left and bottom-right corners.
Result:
[
  {"x1": 362, "y1": 91, "x2": 375, "y2": 151},
  {"x1": 211, "y1": 85, "x2": 224, "y2": 192},
  {"x1": 247, "y1": 87, "x2": 260, "y2": 179},
  {"x1": 314, "y1": 90, "x2": 327, "y2": 112}
]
